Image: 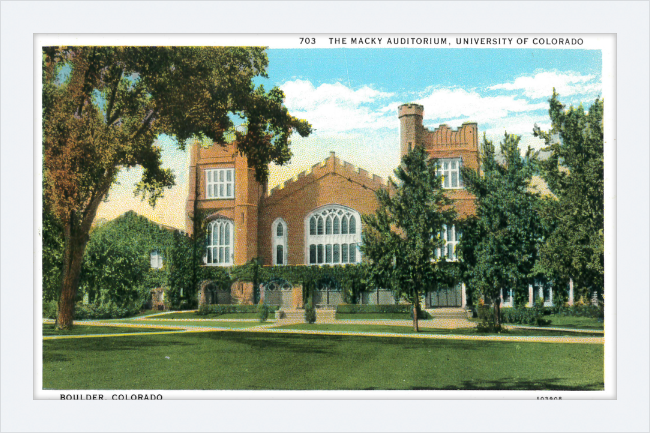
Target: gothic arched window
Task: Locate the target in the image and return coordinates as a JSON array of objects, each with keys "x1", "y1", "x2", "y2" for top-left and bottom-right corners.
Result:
[
  {"x1": 206, "y1": 219, "x2": 234, "y2": 266},
  {"x1": 305, "y1": 205, "x2": 362, "y2": 265},
  {"x1": 272, "y1": 218, "x2": 288, "y2": 265}
]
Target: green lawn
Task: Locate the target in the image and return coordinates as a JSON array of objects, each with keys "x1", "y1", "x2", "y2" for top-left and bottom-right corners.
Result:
[
  {"x1": 43, "y1": 331, "x2": 604, "y2": 390},
  {"x1": 43, "y1": 324, "x2": 170, "y2": 336},
  {"x1": 273, "y1": 324, "x2": 603, "y2": 337},
  {"x1": 119, "y1": 320, "x2": 264, "y2": 329},
  {"x1": 150, "y1": 312, "x2": 262, "y2": 320},
  {"x1": 545, "y1": 315, "x2": 604, "y2": 330}
]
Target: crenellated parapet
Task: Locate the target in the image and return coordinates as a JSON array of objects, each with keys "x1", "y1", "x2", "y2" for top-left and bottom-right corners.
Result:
[
  {"x1": 423, "y1": 122, "x2": 478, "y2": 150},
  {"x1": 265, "y1": 151, "x2": 389, "y2": 204}
]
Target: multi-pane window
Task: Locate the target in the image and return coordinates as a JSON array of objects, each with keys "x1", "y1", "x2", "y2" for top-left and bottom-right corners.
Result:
[
  {"x1": 206, "y1": 168, "x2": 235, "y2": 199},
  {"x1": 150, "y1": 251, "x2": 163, "y2": 269},
  {"x1": 306, "y1": 206, "x2": 361, "y2": 265},
  {"x1": 435, "y1": 224, "x2": 459, "y2": 261},
  {"x1": 205, "y1": 219, "x2": 234, "y2": 266},
  {"x1": 437, "y1": 158, "x2": 463, "y2": 189},
  {"x1": 272, "y1": 218, "x2": 287, "y2": 266}
]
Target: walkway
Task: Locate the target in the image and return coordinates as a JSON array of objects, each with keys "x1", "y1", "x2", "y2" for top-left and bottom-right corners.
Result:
[{"x1": 42, "y1": 317, "x2": 604, "y2": 344}]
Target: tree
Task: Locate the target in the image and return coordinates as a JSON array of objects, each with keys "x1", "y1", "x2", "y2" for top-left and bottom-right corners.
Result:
[
  {"x1": 80, "y1": 211, "x2": 174, "y2": 308},
  {"x1": 361, "y1": 146, "x2": 457, "y2": 332},
  {"x1": 458, "y1": 133, "x2": 543, "y2": 330},
  {"x1": 43, "y1": 46, "x2": 312, "y2": 329},
  {"x1": 533, "y1": 90, "x2": 604, "y2": 300}
]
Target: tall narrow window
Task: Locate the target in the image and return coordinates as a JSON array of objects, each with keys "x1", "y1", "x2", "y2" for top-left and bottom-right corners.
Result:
[
  {"x1": 206, "y1": 219, "x2": 234, "y2": 266},
  {"x1": 272, "y1": 218, "x2": 287, "y2": 266},
  {"x1": 206, "y1": 168, "x2": 235, "y2": 199},
  {"x1": 305, "y1": 206, "x2": 362, "y2": 265},
  {"x1": 150, "y1": 251, "x2": 163, "y2": 269},
  {"x1": 276, "y1": 245, "x2": 284, "y2": 265},
  {"x1": 436, "y1": 224, "x2": 459, "y2": 261}
]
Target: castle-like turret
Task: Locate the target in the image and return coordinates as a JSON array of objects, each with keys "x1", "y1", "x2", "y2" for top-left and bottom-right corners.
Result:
[{"x1": 398, "y1": 103, "x2": 425, "y2": 158}]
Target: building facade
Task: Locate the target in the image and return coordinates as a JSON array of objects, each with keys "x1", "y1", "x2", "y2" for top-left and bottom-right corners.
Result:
[{"x1": 186, "y1": 103, "x2": 561, "y2": 308}]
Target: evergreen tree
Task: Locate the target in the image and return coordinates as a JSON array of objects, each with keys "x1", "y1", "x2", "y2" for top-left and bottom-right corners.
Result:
[
  {"x1": 361, "y1": 146, "x2": 457, "y2": 332},
  {"x1": 534, "y1": 90, "x2": 604, "y2": 300},
  {"x1": 458, "y1": 133, "x2": 543, "y2": 330}
]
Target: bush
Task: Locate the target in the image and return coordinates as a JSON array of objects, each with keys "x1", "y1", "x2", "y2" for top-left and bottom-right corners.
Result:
[
  {"x1": 304, "y1": 299, "x2": 316, "y2": 324},
  {"x1": 72, "y1": 302, "x2": 143, "y2": 320},
  {"x1": 197, "y1": 304, "x2": 279, "y2": 316},
  {"x1": 336, "y1": 304, "x2": 413, "y2": 314},
  {"x1": 257, "y1": 303, "x2": 270, "y2": 322},
  {"x1": 43, "y1": 300, "x2": 58, "y2": 319}
]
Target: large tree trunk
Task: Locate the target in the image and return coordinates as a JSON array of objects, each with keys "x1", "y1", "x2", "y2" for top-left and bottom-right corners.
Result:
[
  {"x1": 55, "y1": 185, "x2": 108, "y2": 329},
  {"x1": 56, "y1": 226, "x2": 88, "y2": 329}
]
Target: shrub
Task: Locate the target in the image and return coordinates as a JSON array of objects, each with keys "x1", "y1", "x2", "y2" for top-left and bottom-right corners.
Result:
[
  {"x1": 197, "y1": 304, "x2": 279, "y2": 316},
  {"x1": 257, "y1": 302, "x2": 270, "y2": 322},
  {"x1": 43, "y1": 300, "x2": 58, "y2": 319},
  {"x1": 304, "y1": 299, "x2": 316, "y2": 324},
  {"x1": 336, "y1": 304, "x2": 413, "y2": 314},
  {"x1": 72, "y1": 302, "x2": 143, "y2": 320}
]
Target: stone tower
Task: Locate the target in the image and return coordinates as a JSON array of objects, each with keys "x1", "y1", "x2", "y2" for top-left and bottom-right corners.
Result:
[{"x1": 398, "y1": 103, "x2": 425, "y2": 158}]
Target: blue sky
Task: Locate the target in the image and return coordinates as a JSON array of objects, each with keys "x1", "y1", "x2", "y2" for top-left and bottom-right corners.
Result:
[{"x1": 96, "y1": 48, "x2": 602, "y2": 230}]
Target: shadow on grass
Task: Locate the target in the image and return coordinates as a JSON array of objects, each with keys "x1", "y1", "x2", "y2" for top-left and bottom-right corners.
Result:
[{"x1": 212, "y1": 332, "x2": 337, "y2": 355}]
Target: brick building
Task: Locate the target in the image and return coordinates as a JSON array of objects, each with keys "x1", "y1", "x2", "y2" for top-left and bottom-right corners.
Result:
[{"x1": 186, "y1": 103, "x2": 560, "y2": 308}]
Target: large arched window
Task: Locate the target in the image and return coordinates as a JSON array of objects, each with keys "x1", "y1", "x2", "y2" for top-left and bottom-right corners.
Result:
[
  {"x1": 205, "y1": 219, "x2": 234, "y2": 266},
  {"x1": 305, "y1": 205, "x2": 361, "y2": 265},
  {"x1": 272, "y1": 218, "x2": 288, "y2": 265}
]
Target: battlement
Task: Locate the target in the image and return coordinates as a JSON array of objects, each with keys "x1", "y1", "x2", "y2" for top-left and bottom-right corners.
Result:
[
  {"x1": 423, "y1": 122, "x2": 478, "y2": 149},
  {"x1": 266, "y1": 151, "x2": 389, "y2": 202},
  {"x1": 398, "y1": 103, "x2": 424, "y2": 118}
]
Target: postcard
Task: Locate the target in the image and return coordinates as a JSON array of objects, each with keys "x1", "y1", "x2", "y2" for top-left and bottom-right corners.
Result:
[{"x1": 34, "y1": 33, "x2": 615, "y2": 405}]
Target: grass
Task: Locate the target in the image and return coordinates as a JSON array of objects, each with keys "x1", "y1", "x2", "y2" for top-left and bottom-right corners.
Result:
[
  {"x1": 119, "y1": 320, "x2": 264, "y2": 329},
  {"x1": 272, "y1": 324, "x2": 603, "y2": 337},
  {"x1": 545, "y1": 315, "x2": 604, "y2": 330},
  {"x1": 151, "y1": 312, "x2": 262, "y2": 320},
  {"x1": 43, "y1": 324, "x2": 169, "y2": 336},
  {"x1": 43, "y1": 331, "x2": 604, "y2": 390}
]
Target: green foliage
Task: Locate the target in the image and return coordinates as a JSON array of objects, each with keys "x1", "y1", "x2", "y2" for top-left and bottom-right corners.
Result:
[
  {"x1": 257, "y1": 302, "x2": 270, "y2": 322},
  {"x1": 304, "y1": 299, "x2": 317, "y2": 324},
  {"x1": 42, "y1": 205, "x2": 64, "y2": 302},
  {"x1": 43, "y1": 300, "x2": 59, "y2": 319},
  {"x1": 72, "y1": 302, "x2": 144, "y2": 320},
  {"x1": 197, "y1": 304, "x2": 278, "y2": 315},
  {"x1": 548, "y1": 303, "x2": 604, "y2": 320},
  {"x1": 361, "y1": 145, "x2": 459, "y2": 330},
  {"x1": 336, "y1": 304, "x2": 413, "y2": 314},
  {"x1": 79, "y1": 211, "x2": 175, "y2": 309},
  {"x1": 42, "y1": 46, "x2": 312, "y2": 328},
  {"x1": 534, "y1": 91, "x2": 604, "y2": 296},
  {"x1": 500, "y1": 307, "x2": 548, "y2": 327},
  {"x1": 458, "y1": 133, "x2": 544, "y2": 327}
]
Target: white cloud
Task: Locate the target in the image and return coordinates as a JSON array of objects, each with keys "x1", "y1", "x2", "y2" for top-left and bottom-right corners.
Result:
[
  {"x1": 280, "y1": 80, "x2": 396, "y2": 133},
  {"x1": 489, "y1": 71, "x2": 601, "y2": 99},
  {"x1": 407, "y1": 87, "x2": 547, "y2": 125}
]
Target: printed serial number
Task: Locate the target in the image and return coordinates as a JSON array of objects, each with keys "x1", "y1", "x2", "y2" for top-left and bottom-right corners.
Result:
[
  {"x1": 537, "y1": 396, "x2": 562, "y2": 400},
  {"x1": 300, "y1": 37, "x2": 316, "y2": 44}
]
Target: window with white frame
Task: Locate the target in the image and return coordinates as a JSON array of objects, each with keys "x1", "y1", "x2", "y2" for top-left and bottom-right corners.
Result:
[
  {"x1": 205, "y1": 219, "x2": 234, "y2": 266},
  {"x1": 305, "y1": 206, "x2": 361, "y2": 265},
  {"x1": 436, "y1": 158, "x2": 463, "y2": 189},
  {"x1": 435, "y1": 224, "x2": 459, "y2": 261},
  {"x1": 205, "y1": 168, "x2": 235, "y2": 199},
  {"x1": 272, "y1": 218, "x2": 288, "y2": 265},
  {"x1": 150, "y1": 250, "x2": 163, "y2": 269}
]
